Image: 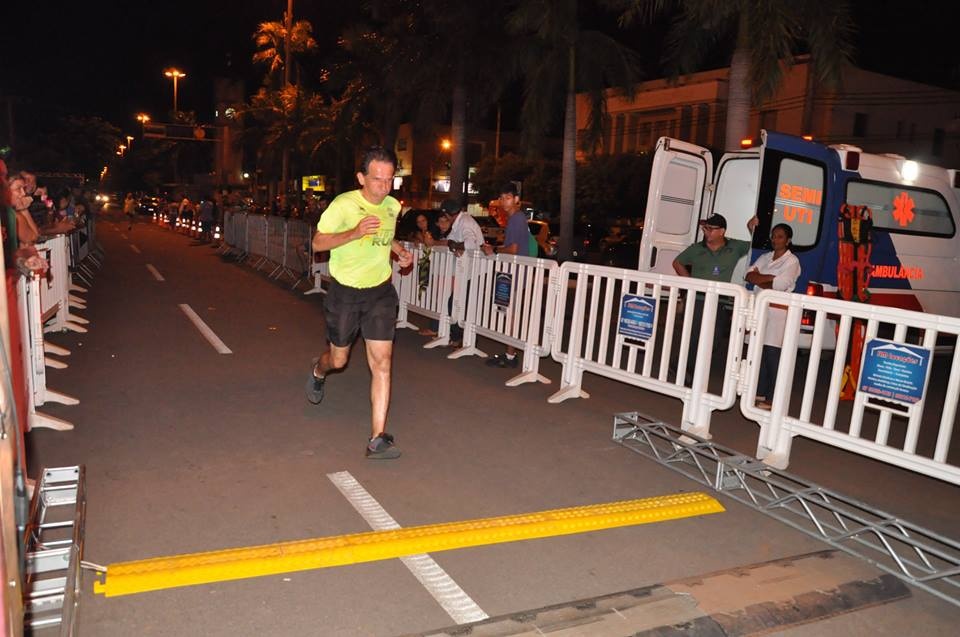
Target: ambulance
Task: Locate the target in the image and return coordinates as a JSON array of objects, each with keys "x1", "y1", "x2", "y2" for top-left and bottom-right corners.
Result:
[{"x1": 638, "y1": 131, "x2": 960, "y2": 322}]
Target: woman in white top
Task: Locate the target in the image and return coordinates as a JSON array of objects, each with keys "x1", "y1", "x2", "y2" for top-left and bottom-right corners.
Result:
[{"x1": 745, "y1": 223, "x2": 801, "y2": 409}]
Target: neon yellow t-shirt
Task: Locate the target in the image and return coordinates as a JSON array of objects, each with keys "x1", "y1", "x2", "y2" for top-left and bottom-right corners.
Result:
[{"x1": 316, "y1": 190, "x2": 400, "y2": 288}]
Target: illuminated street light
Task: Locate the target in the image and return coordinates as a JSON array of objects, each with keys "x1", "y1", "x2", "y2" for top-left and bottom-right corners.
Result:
[
  {"x1": 136, "y1": 113, "x2": 151, "y2": 124},
  {"x1": 441, "y1": 138, "x2": 452, "y2": 151},
  {"x1": 126, "y1": 135, "x2": 134, "y2": 149},
  {"x1": 164, "y1": 68, "x2": 187, "y2": 114}
]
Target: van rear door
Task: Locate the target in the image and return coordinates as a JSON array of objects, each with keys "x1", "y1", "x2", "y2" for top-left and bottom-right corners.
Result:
[{"x1": 638, "y1": 137, "x2": 714, "y2": 274}]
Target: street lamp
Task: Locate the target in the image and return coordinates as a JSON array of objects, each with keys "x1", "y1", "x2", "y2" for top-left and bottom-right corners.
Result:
[
  {"x1": 118, "y1": 144, "x2": 127, "y2": 156},
  {"x1": 136, "y1": 113, "x2": 150, "y2": 135},
  {"x1": 163, "y1": 68, "x2": 186, "y2": 115},
  {"x1": 126, "y1": 135, "x2": 134, "y2": 149}
]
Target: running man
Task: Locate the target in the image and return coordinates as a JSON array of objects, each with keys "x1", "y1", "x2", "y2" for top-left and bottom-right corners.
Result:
[{"x1": 307, "y1": 146, "x2": 413, "y2": 459}]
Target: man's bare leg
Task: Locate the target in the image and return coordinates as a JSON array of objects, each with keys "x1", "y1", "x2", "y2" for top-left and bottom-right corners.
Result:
[
  {"x1": 315, "y1": 344, "x2": 350, "y2": 377},
  {"x1": 364, "y1": 339, "x2": 393, "y2": 438}
]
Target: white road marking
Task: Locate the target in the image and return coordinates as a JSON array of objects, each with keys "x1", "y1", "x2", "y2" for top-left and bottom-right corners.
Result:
[
  {"x1": 327, "y1": 471, "x2": 488, "y2": 625},
  {"x1": 178, "y1": 304, "x2": 232, "y2": 354},
  {"x1": 130, "y1": 244, "x2": 141, "y2": 254},
  {"x1": 146, "y1": 264, "x2": 165, "y2": 281},
  {"x1": 120, "y1": 233, "x2": 128, "y2": 240}
]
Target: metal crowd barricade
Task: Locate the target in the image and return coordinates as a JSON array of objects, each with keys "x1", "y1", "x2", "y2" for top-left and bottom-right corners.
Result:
[
  {"x1": 18, "y1": 275, "x2": 76, "y2": 431},
  {"x1": 221, "y1": 210, "x2": 236, "y2": 254},
  {"x1": 36, "y1": 236, "x2": 87, "y2": 334},
  {"x1": 246, "y1": 215, "x2": 269, "y2": 269},
  {"x1": 453, "y1": 251, "x2": 558, "y2": 386},
  {"x1": 265, "y1": 216, "x2": 288, "y2": 276},
  {"x1": 394, "y1": 242, "x2": 459, "y2": 349},
  {"x1": 549, "y1": 262, "x2": 749, "y2": 438},
  {"x1": 740, "y1": 289, "x2": 960, "y2": 485},
  {"x1": 282, "y1": 219, "x2": 312, "y2": 287}
]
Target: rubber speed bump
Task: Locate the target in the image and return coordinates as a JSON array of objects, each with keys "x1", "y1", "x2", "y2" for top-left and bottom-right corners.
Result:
[{"x1": 93, "y1": 492, "x2": 723, "y2": 597}]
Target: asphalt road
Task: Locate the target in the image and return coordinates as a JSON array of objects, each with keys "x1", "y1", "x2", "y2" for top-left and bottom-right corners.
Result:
[{"x1": 27, "y1": 212, "x2": 960, "y2": 636}]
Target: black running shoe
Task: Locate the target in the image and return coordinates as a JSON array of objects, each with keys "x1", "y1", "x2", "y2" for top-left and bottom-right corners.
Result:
[
  {"x1": 306, "y1": 369, "x2": 325, "y2": 404},
  {"x1": 366, "y1": 433, "x2": 401, "y2": 459}
]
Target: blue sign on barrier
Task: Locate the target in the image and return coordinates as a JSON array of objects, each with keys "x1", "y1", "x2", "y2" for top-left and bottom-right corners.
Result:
[
  {"x1": 859, "y1": 338, "x2": 931, "y2": 406},
  {"x1": 618, "y1": 294, "x2": 656, "y2": 341},
  {"x1": 493, "y1": 272, "x2": 512, "y2": 312}
]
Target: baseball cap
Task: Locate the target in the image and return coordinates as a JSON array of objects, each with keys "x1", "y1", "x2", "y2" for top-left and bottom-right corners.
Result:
[
  {"x1": 440, "y1": 198, "x2": 461, "y2": 215},
  {"x1": 700, "y1": 214, "x2": 727, "y2": 229}
]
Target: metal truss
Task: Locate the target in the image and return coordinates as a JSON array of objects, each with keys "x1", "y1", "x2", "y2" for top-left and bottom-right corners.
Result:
[
  {"x1": 612, "y1": 412, "x2": 960, "y2": 609},
  {"x1": 23, "y1": 466, "x2": 86, "y2": 635}
]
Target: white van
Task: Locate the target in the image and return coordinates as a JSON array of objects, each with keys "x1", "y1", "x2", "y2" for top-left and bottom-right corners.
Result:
[{"x1": 638, "y1": 131, "x2": 960, "y2": 319}]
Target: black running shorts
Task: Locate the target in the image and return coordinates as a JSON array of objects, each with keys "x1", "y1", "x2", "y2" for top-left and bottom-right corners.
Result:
[{"x1": 324, "y1": 278, "x2": 398, "y2": 346}]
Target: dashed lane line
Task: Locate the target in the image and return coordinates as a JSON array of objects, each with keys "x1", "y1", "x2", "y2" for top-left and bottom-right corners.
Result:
[
  {"x1": 178, "y1": 304, "x2": 232, "y2": 354},
  {"x1": 146, "y1": 264, "x2": 165, "y2": 281},
  {"x1": 327, "y1": 471, "x2": 489, "y2": 624}
]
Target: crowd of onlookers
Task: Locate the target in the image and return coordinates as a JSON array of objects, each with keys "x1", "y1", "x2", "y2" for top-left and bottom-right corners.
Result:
[{"x1": 1, "y1": 160, "x2": 95, "y2": 277}]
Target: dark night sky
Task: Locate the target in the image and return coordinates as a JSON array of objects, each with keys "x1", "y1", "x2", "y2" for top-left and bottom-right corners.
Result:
[{"x1": 3, "y1": 0, "x2": 959, "y2": 139}]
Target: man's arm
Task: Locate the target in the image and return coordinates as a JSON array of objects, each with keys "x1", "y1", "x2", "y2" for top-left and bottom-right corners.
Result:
[
  {"x1": 672, "y1": 258, "x2": 690, "y2": 277},
  {"x1": 312, "y1": 215, "x2": 379, "y2": 252},
  {"x1": 483, "y1": 241, "x2": 517, "y2": 256},
  {"x1": 391, "y1": 239, "x2": 413, "y2": 268}
]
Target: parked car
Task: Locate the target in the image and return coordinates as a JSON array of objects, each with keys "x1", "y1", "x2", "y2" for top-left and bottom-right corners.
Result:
[
  {"x1": 528, "y1": 220, "x2": 558, "y2": 258},
  {"x1": 474, "y1": 215, "x2": 504, "y2": 246},
  {"x1": 138, "y1": 195, "x2": 163, "y2": 215}
]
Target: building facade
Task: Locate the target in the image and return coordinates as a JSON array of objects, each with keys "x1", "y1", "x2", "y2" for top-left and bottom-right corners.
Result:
[{"x1": 578, "y1": 60, "x2": 960, "y2": 168}]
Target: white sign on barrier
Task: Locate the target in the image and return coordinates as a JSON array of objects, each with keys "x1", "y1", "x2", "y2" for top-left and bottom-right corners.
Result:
[
  {"x1": 618, "y1": 294, "x2": 656, "y2": 342},
  {"x1": 859, "y1": 339, "x2": 931, "y2": 406}
]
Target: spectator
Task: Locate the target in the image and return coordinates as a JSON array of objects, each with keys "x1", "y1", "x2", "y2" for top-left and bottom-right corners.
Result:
[
  {"x1": 482, "y1": 182, "x2": 533, "y2": 368},
  {"x1": 198, "y1": 196, "x2": 215, "y2": 241},
  {"x1": 436, "y1": 197, "x2": 484, "y2": 347},
  {"x1": 672, "y1": 213, "x2": 759, "y2": 384},
  {"x1": 745, "y1": 223, "x2": 801, "y2": 409},
  {"x1": 411, "y1": 211, "x2": 437, "y2": 246}
]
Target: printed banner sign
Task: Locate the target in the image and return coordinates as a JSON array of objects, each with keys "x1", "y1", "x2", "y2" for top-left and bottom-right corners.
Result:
[
  {"x1": 618, "y1": 294, "x2": 656, "y2": 341},
  {"x1": 859, "y1": 338, "x2": 931, "y2": 406},
  {"x1": 493, "y1": 272, "x2": 512, "y2": 311}
]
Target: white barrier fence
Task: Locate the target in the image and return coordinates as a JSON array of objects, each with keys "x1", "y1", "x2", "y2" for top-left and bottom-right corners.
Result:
[
  {"x1": 219, "y1": 213, "x2": 312, "y2": 287},
  {"x1": 394, "y1": 242, "x2": 458, "y2": 347},
  {"x1": 453, "y1": 250, "x2": 558, "y2": 386},
  {"x1": 19, "y1": 276, "x2": 77, "y2": 431},
  {"x1": 740, "y1": 290, "x2": 960, "y2": 485},
  {"x1": 246, "y1": 215, "x2": 268, "y2": 269},
  {"x1": 14, "y1": 229, "x2": 94, "y2": 432},
  {"x1": 36, "y1": 235, "x2": 87, "y2": 334},
  {"x1": 549, "y1": 262, "x2": 749, "y2": 438},
  {"x1": 211, "y1": 211, "x2": 959, "y2": 485}
]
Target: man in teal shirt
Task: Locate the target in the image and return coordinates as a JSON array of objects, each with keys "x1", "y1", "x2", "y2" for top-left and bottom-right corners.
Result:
[
  {"x1": 672, "y1": 213, "x2": 757, "y2": 385},
  {"x1": 307, "y1": 147, "x2": 413, "y2": 459}
]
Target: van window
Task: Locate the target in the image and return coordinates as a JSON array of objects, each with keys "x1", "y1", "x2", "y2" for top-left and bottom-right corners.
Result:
[
  {"x1": 759, "y1": 154, "x2": 826, "y2": 250},
  {"x1": 846, "y1": 180, "x2": 955, "y2": 238},
  {"x1": 712, "y1": 156, "x2": 759, "y2": 241}
]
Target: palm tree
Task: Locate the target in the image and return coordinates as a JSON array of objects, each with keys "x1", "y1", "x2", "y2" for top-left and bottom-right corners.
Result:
[
  {"x1": 252, "y1": 19, "x2": 318, "y2": 88},
  {"x1": 509, "y1": 0, "x2": 640, "y2": 258},
  {"x1": 613, "y1": 0, "x2": 854, "y2": 150},
  {"x1": 415, "y1": 1, "x2": 517, "y2": 205}
]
